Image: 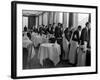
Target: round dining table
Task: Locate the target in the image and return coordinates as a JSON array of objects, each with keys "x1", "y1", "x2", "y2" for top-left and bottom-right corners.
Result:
[{"x1": 38, "y1": 43, "x2": 61, "y2": 66}]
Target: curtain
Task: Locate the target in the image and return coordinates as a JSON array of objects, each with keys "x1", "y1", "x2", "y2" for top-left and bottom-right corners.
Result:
[{"x1": 28, "y1": 16, "x2": 36, "y2": 30}]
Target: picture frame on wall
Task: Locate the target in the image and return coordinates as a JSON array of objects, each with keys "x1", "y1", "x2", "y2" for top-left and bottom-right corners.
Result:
[{"x1": 11, "y1": 1, "x2": 98, "y2": 79}]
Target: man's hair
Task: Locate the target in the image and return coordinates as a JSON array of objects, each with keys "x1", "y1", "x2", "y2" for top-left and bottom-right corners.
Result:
[
  {"x1": 78, "y1": 25, "x2": 81, "y2": 29},
  {"x1": 58, "y1": 23, "x2": 61, "y2": 25},
  {"x1": 85, "y1": 22, "x2": 89, "y2": 26}
]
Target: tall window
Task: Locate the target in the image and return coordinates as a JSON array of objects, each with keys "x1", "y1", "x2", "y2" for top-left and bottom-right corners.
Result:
[
  {"x1": 22, "y1": 16, "x2": 28, "y2": 31},
  {"x1": 78, "y1": 13, "x2": 89, "y2": 28}
]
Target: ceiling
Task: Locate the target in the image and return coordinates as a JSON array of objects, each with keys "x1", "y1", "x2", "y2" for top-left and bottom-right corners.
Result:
[{"x1": 22, "y1": 10, "x2": 44, "y2": 16}]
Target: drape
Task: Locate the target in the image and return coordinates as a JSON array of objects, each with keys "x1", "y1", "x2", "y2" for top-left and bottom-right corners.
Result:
[{"x1": 28, "y1": 16, "x2": 36, "y2": 30}]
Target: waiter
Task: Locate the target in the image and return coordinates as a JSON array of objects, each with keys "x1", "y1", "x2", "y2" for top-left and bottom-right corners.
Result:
[
  {"x1": 55, "y1": 23, "x2": 63, "y2": 60},
  {"x1": 80, "y1": 22, "x2": 90, "y2": 47},
  {"x1": 80, "y1": 22, "x2": 91, "y2": 66},
  {"x1": 72, "y1": 25, "x2": 82, "y2": 44},
  {"x1": 68, "y1": 26, "x2": 82, "y2": 65},
  {"x1": 55, "y1": 23, "x2": 62, "y2": 39}
]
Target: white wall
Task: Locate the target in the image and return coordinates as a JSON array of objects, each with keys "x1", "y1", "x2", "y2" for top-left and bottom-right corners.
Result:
[{"x1": 0, "y1": 0, "x2": 99, "y2": 80}]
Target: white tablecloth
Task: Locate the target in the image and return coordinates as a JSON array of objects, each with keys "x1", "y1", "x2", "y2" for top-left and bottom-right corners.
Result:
[
  {"x1": 31, "y1": 32, "x2": 38, "y2": 36},
  {"x1": 77, "y1": 47, "x2": 86, "y2": 66},
  {"x1": 23, "y1": 36, "x2": 32, "y2": 48},
  {"x1": 31, "y1": 32, "x2": 38, "y2": 42},
  {"x1": 23, "y1": 36, "x2": 36, "y2": 61},
  {"x1": 38, "y1": 43, "x2": 61, "y2": 66},
  {"x1": 68, "y1": 40, "x2": 78, "y2": 64},
  {"x1": 31, "y1": 34, "x2": 48, "y2": 47},
  {"x1": 63, "y1": 36, "x2": 69, "y2": 60}
]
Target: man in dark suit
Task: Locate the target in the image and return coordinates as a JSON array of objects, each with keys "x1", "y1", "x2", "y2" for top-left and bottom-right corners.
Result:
[
  {"x1": 55, "y1": 23, "x2": 63, "y2": 39},
  {"x1": 68, "y1": 26, "x2": 82, "y2": 64},
  {"x1": 24, "y1": 25, "x2": 27, "y2": 32},
  {"x1": 54, "y1": 23, "x2": 63, "y2": 60},
  {"x1": 80, "y1": 22, "x2": 91, "y2": 66},
  {"x1": 64, "y1": 27, "x2": 72, "y2": 42},
  {"x1": 80, "y1": 22, "x2": 90, "y2": 47},
  {"x1": 46, "y1": 24, "x2": 52, "y2": 34},
  {"x1": 39, "y1": 26, "x2": 43, "y2": 35},
  {"x1": 72, "y1": 25, "x2": 82, "y2": 44}
]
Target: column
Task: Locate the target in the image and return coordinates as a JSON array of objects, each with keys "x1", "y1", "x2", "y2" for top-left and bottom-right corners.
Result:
[
  {"x1": 53, "y1": 12, "x2": 57, "y2": 24},
  {"x1": 53, "y1": 12, "x2": 55, "y2": 23},
  {"x1": 35, "y1": 17, "x2": 39, "y2": 28},
  {"x1": 39, "y1": 15, "x2": 42, "y2": 25},
  {"x1": 42, "y1": 14, "x2": 43, "y2": 25},
  {"x1": 43, "y1": 12, "x2": 48, "y2": 26},
  {"x1": 68, "y1": 13, "x2": 74, "y2": 28},
  {"x1": 63, "y1": 12, "x2": 67, "y2": 29},
  {"x1": 59, "y1": 12, "x2": 63, "y2": 23},
  {"x1": 49, "y1": 12, "x2": 54, "y2": 24},
  {"x1": 48, "y1": 12, "x2": 50, "y2": 25},
  {"x1": 88, "y1": 13, "x2": 91, "y2": 23},
  {"x1": 73, "y1": 13, "x2": 78, "y2": 28},
  {"x1": 38, "y1": 16, "x2": 39, "y2": 26}
]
